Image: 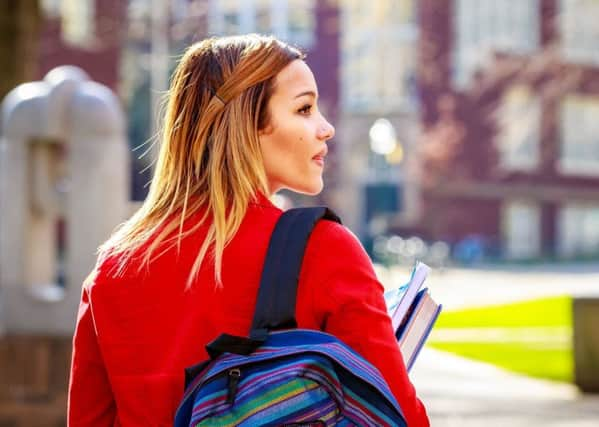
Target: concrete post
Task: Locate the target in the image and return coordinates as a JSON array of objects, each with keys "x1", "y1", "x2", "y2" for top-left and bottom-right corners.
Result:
[
  {"x1": 0, "y1": 65, "x2": 129, "y2": 335},
  {"x1": 573, "y1": 296, "x2": 599, "y2": 393}
]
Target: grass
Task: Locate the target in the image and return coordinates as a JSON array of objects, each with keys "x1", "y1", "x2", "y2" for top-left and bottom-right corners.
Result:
[{"x1": 428, "y1": 295, "x2": 573, "y2": 383}]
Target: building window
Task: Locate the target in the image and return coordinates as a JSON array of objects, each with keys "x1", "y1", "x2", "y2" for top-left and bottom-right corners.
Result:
[
  {"x1": 287, "y1": 0, "x2": 315, "y2": 48},
  {"x1": 170, "y1": 0, "x2": 189, "y2": 21},
  {"x1": 558, "y1": 204, "x2": 599, "y2": 257},
  {"x1": 41, "y1": 0, "x2": 61, "y2": 18},
  {"x1": 208, "y1": 0, "x2": 245, "y2": 35},
  {"x1": 342, "y1": 0, "x2": 418, "y2": 113},
  {"x1": 502, "y1": 200, "x2": 541, "y2": 259},
  {"x1": 497, "y1": 86, "x2": 541, "y2": 171},
  {"x1": 61, "y1": 0, "x2": 95, "y2": 47},
  {"x1": 559, "y1": 0, "x2": 599, "y2": 65},
  {"x1": 208, "y1": 0, "x2": 315, "y2": 49},
  {"x1": 453, "y1": 0, "x2": 539, "y2": 88},
  {"x1": 255, "y1": 0, "x2": 272, "y2": 35},
  {"x1": 559, "y1": 95, "x2": 599, "y2": 176}
]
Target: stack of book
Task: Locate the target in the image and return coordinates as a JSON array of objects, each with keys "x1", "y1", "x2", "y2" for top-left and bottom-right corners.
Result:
[{"x1": 384, "y1": 261, "x2": 442, "y2": 371}]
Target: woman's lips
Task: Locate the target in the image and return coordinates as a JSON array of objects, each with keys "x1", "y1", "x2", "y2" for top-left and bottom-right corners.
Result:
[
  {"x1": 312, "y1": 156, "x2": 325, "y2": 167},
  {"x1": 312, "y1": 147, "x2": 327, "y2": 167}
]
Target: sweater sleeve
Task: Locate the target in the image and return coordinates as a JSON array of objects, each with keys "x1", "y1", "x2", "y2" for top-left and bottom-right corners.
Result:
[
  {"x1": 68, "y1": 284, "x2": 116, "y2": 426},
  {"x1": 304, "y1": 221, "x2": 430, "y2": 427}
]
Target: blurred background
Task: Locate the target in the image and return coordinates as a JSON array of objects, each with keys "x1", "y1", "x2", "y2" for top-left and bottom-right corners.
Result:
[{"x1": 1, "y1": 0, "x2": 599, "y2": 426}]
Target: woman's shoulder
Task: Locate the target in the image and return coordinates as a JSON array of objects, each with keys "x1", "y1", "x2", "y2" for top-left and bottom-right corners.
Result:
[
  {"x1": 300, "y1": 215, "x2": 382, "y2": 309},
  {"x1": 304, "y1": 217, "x2": 373, "y2": 274},
  {"x1": 311, "y1": 218, "x2": 365, "y2": 254},
  {"x1": 82, "y1": 248, "x2": 127, "y2": 291}
]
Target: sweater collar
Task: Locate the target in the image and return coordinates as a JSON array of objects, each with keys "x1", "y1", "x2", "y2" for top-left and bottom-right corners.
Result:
[{"x1": 250, "y1": 191, "x2": 278, "y2": 209}]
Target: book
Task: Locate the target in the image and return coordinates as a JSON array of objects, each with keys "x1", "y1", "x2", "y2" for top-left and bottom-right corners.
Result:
[{"x1": 384, "y1": 261, "x2": 442, "y2": 371}]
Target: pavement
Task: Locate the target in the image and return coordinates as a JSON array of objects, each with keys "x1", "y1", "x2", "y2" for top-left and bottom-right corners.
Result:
[
  {"x1": 376, "y1": 262, "x2": 599, "y2": 426},
  {"x1": 411, "y1": 347, "x2": 599, "y2": 426}
]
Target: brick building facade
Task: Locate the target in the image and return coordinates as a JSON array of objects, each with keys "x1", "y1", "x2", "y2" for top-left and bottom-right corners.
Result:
[
  {"x1": 38, "y1": 0, "x2": 125, "y2": 89},
  {"x1": 414, "y1": 0, "x2": 599, "y2": 260}
]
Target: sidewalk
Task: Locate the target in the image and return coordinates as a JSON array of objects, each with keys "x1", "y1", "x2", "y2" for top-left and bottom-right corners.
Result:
[
  {"x1": 411, "y1": 348, "x2": 599, "y2": 426},
  {"x1": 379, "y1": 264, "x2": 599, "y2": 426}
]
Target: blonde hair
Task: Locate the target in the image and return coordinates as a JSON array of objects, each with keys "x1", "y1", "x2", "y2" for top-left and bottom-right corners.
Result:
[{"x1": 100, "y1": 34, "x2": 303, "y2": 286}]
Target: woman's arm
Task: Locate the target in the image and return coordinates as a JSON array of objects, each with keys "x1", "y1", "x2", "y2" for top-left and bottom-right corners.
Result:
[
  {"x1": 68, "y1": 285, "x2": 116, "y2": 426},
  {"x1": 303, "y1": 221, "x2": 430, "y2": 427}
]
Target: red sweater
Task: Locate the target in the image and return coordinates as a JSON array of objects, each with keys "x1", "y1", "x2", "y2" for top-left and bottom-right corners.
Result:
[{"x1": 68, "y1": 196, "x2": 429, "y2": 426}]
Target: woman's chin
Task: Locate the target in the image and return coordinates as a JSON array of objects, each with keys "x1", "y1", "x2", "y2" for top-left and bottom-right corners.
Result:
[
  {"x1": 303, "y1": 181, "x2": 324, "y2": 196},
  {"x1": 287, "y1": 179, "x2": 324, "y2": 196}
]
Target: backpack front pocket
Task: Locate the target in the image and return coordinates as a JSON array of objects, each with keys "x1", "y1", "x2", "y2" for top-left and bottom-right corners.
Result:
[{"x1": 190, "y1": 354, "x2": 347, "y2": 427}]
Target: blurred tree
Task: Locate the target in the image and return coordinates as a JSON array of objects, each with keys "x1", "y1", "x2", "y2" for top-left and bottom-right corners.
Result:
[{"x1": 0, "y1": 0, "x2": 41, "y2": 101}]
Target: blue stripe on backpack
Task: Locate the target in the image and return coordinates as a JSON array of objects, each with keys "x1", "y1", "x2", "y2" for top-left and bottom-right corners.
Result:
[{"x1": 174, "y1": 207, "x2": 407, "y2": 426}]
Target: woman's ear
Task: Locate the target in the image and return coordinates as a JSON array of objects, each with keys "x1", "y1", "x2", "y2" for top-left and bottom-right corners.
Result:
[{"x1": 258, "y1": 123, "x2": 274, "y2": 136}]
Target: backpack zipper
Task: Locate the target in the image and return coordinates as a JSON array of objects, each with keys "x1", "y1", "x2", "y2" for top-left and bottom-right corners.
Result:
[{"x1": 226, "y1": 368, "x2": 241, "y2": 404}]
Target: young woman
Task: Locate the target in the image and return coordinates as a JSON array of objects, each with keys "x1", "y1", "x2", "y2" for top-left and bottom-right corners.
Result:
[{"x1": 68, "y1": 34, "x2": 430, "y2": 426}]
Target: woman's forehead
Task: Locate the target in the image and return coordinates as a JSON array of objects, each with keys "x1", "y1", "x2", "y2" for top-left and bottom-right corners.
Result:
[{"x1": 272, "y1": 60, "x2": 318, "y2": 99}]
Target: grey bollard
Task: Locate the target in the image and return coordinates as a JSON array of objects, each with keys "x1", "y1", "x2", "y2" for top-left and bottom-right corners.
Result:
[
  {"x1": 573, "y1": 296, "x2": 599, "y2": 393},
  {"x1": 0, "y1": 65, "x2": 129, "y2": 335}
]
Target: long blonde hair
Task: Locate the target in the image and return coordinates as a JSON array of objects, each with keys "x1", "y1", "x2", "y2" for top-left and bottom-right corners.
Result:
[{"x1": 100, "y1": 34, "x2": 303, "y2": 286}]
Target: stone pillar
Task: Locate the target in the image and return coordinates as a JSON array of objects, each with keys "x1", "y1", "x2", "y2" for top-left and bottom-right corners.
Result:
[
  {"x1": 0, "y1": 65, "x2": 129, "y2": 425},
  {"x1": 0, "y1": 65, "x2": 129, "y2": 335},
  {"x1": 573, "y1": 296, "x2": 599, "y2": 393}
]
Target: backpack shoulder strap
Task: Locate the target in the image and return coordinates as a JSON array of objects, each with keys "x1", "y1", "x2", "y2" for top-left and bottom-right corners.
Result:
[
  {"x1": 206, "y1": 206, "x2": 341, "y2": 358},
  {"x1": 249, "y1": 206, "x2": 341, "y2": 341}
]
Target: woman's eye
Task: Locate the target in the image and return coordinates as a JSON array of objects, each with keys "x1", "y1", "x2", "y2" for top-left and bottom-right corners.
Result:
[{"x1": 298, "y1": 104, "x2": 312, "y2": 115}]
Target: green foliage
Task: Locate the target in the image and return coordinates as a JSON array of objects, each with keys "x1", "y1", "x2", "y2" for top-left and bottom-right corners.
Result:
[
  {"x1": 434, "y1": 296, "x2": 572, "y2": 328},
  {"x1": 428, "y1": 296, "x2": 573, "y2": 383},
  {"x1": 429, "y1": 342, "x2": 572, "y2": 383}
]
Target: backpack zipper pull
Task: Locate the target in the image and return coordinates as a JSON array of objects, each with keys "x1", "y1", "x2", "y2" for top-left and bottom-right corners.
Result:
[{"x1": 226, "y1": 368, "x2": 241, "y2": 404}]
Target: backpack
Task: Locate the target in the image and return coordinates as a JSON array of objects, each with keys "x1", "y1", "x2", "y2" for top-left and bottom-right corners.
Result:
[{"x1": 174, "y1": 207, "x2": 407, "y2": 427}]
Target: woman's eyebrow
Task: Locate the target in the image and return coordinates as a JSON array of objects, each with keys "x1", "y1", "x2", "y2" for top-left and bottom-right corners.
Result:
[{"x1": 294, "y1": 90, "x2": 317, "y2": 99}]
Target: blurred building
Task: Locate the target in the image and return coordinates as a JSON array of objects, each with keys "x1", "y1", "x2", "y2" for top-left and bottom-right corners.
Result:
[
  {"x1": 334, "y1": 0, "x2": 420, "y2": 250},
  {"x1": 412, "y1": 0, "x2": 599, "y2": 261},
  {"x1": 38, "y1": 0, "x2": 125, "y2": 89},
  {"x1": 35, "y1": 0, "x2": 599, "y2": 261}
]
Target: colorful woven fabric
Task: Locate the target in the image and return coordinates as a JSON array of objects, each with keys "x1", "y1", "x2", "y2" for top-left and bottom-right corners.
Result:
[{"x1": 175, "y1": 329, "x2": 407, "y2": 427}]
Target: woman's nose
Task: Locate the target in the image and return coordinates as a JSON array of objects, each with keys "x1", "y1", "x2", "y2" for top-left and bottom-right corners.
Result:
[{"x1": 319, "y1": 120, "x2": 335, "y2": 141}]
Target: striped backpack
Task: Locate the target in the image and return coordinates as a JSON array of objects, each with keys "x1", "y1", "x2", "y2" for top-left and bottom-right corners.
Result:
[{"x1": 174, "y1": 207, "x2": 407, "y2": 427}]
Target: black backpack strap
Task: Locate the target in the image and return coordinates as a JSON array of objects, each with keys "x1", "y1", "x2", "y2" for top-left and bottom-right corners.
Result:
[
  {"x1": 206, "y1": 206, "x2": 341, "y2": 358},
  {"x1": 249, "y1": 207, "x2": 341, "y2": 340}
]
